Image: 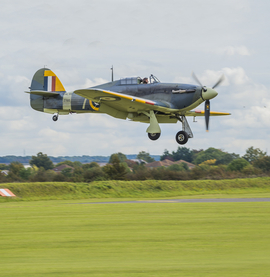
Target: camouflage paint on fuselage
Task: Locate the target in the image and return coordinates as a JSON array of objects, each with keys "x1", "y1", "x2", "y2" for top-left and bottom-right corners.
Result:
[{"x1": 29, "y1": 68, "x2": 204, "y2": 116}]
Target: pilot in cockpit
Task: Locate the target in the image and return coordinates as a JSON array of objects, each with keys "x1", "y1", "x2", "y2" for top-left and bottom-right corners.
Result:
[{"x1": 142, "y1": 77, "x2": 148, "y2": 84}]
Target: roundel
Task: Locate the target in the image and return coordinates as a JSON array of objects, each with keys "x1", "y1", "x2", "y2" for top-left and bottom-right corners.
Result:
[{"x1": 89, "y1": 100, "x2": 100, "y2": 111}]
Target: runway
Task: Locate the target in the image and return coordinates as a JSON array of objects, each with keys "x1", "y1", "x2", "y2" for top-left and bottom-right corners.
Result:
[{"x1": 73, "y1": 198, "x2": 270, "y2": 205}]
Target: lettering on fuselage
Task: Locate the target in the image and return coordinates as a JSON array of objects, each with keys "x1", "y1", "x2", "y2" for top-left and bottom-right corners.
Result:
[{"x1": 63, "y1": 92, "x2": 72, "y2": 110}]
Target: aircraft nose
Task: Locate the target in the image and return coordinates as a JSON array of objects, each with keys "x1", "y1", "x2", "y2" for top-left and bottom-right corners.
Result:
[{"x1": 202, "y1": 87, "x2": 218, "y2": 100}]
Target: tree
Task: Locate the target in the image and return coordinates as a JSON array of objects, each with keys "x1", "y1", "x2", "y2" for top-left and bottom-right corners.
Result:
[
  {"x1": 0, "y1": 164, "x2": 8, "y2": 170},
  {"x1": 83, "y1": 167, "x2": 106, "y2": 182},
  {"x1": 19, "y1": 167, "x2": 32, "y2": 180},
  {"x1": 194, "y1": 148, "x2": 236, "y2": 165},
  {"x1": 167, "y1": 163, "x2": 188, "y2": 172},
  {"x1": 160, "y1": 149, "x2": 173, "y2": 161},
  {"x1": 82, "y1": 162, "x2": 100, "y2": 170},
  {"x1": 103, "y1": 155, "x2": 127, "y2": 180},
  {"x1": 253, "y1": 156, "x2": 270, "y2": 172},
  {"x1": 61, "y1": 167, "x2": 73, "y2": 178},
  {"x1": 109, "y1": 153, "x2": 127, "y2": 163},
  {"x1": 171, "y1": 147, "x2": 193, "y2": 162},
  {"x1": 227, "y1": 158, "x2": 249, "y2": 171},
  {"x1": 29, "y1": 152, "x2": 54, "y2": 170},
  {"x1": 6, "y1": 162, "x2": 24, "y2": 182},
  {"x1": 9, "y1": 162, "x2": 24, "y2": 176},
  {"x1": 136, "y1": 151, "x2": 155, "y2": 163},
  {"x1": 243, "y1": 146, "x2": 267, "y2": 163}
]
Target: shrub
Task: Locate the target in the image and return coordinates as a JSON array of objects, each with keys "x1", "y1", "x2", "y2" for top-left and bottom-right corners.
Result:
[
  {"x1": 227, "y1": 158, "x2": 249, "y2": 171},
  {"x1": 253, "y1": 156, "x2": 270, "y2": 172}
]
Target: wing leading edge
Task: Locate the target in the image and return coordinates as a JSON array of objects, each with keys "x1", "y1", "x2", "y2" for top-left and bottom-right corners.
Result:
[{"x1": 186, "y1": 110, "x2": 231, "y2": 116}]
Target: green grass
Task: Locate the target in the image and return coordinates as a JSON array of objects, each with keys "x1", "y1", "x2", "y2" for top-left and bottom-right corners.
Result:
[
  {"x1": 1, "y1": 199, "x2": 270, "y2": 276},
  {"x1": 1, "y1": 177, "x2": 270, "y2": 202}
]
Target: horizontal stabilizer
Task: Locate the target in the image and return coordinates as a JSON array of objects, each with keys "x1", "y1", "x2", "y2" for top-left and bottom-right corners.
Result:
[{"x1": 25, "y1": 90, "x2": 59, "y2": 97}]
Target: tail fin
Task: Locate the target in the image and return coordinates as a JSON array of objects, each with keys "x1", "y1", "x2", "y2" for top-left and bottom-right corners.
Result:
[
  {"x1": 29, "y1": 68, "x2": 65, "y2": 112},
  {"x1": 30, "y1": 68, "x2": 66, "y2": 92}
]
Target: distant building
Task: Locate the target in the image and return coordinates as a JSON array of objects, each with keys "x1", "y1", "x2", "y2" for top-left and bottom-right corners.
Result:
[
  {"x1": 145, "y1": 159, "x2": 174, "y2": 169},
  {"x1": 174, "y1": 160, "x2": 196, "y2": 169},
  {"x1": 0, "y1": 170, "x2": 9, "y2": 175},
  {"x1": 145, "y1": 159, "x2": 195, "y2": 169},
  {"x1": 130, "y1": 159, "x2": 147, "y2": 164}
]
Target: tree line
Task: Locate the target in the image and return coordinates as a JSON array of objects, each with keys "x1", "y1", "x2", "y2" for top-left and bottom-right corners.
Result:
[{"x1": 1, "y1": 147, "x2": 270, "y2": 183}]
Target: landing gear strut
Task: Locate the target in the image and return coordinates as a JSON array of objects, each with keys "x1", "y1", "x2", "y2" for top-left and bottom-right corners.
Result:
[
  {"x1": 52, "y1": 114, "x2": 59, "y2": 121},
  {"x1": 143, "y1": 110, "x2": 161, "y2": 141},
  {"x1": 175, "y1": 115, "x2": 193, "y2": 145}
]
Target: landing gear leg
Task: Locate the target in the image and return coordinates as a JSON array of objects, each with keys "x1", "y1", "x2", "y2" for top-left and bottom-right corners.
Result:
[
  {"x1": 52, "y1": 114, "x2": 59, "y2": 121},
  {"x1": 175, "y1": 115, "x2": 193, "y2": 145},
  {"x1": 142, "y1": 110, "x2": 161, "y2": 141}
]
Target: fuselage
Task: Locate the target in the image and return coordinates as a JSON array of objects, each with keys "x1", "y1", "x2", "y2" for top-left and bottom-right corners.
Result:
[{"x1": 31, "y1": 77, "x2": 206, "y2": 115}]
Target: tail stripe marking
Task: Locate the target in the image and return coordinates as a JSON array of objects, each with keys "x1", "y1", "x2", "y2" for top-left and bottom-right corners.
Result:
[
  {"x1": 47, "y1": 76, "x2": 52, "y2": 91},
  {"x1": 44, "y1": 70, "x2": 65, "y2": 92},
  {"x1": 52, "y1": 76, "x2": 56, "y2": 91},
  {"x1": 44, "y1": 76, "x2": 56, "y2": 92},
  {"x1": 44, "y1": 76, "x2": 48, "y2": 91}
]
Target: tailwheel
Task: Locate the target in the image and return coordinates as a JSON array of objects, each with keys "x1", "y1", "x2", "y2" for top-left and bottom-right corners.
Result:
[
  {"x1": 175, "y1": 131, "x2": 188, "y2": 145},
  {"x1": 52, "y1": 114, "x2": 58, "y2": 121},
  {"x1": 148, "y1": 133, "x2": 161, "y2": 141}
]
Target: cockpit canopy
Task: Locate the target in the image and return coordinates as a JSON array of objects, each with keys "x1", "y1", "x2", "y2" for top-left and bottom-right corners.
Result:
[{"x1": 120, "y1": 74, "x2": 160, "y2": 85}]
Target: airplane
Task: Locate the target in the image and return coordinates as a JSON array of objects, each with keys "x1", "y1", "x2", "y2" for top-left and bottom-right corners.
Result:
[{"x1": 26, "y1": 68, "x2": 230, "y2": 145}]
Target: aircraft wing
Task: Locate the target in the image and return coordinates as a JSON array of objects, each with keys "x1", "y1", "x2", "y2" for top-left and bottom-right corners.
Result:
[
  {"x1": 74, "y1": 88, "x2": 178, "y2": 113},
  {"x1": 185, "y1": 110, "x2": 231, "y2": 116}
]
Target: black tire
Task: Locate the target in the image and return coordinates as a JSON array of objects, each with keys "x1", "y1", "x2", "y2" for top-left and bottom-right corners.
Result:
[
  {"x1": 175, "y1": 131, "x2": 188, "y2": 144},
  {"x1": 148, "y1": 133, "x2": 161, "y2": 141},
  {"x1": 52, "y1": 115, "x2": 58, "y2": 121}
]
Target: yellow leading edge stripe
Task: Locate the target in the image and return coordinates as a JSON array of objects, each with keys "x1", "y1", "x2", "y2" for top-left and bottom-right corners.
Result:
[{"x1": 196, "y1": 110, "x2": 230, "y2": 115}]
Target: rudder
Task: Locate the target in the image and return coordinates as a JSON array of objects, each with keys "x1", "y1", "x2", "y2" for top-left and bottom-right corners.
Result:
[
  {"x1": 30, "y1": 68, "x2": 66, "y2": 92},
  {"x1": 29, "y1": 68, "x2": 65, "y2": 112}
]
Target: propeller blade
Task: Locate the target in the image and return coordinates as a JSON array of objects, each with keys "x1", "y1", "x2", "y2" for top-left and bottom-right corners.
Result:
[
  {"x1": 192, "y1": 72, "x2": 203, "y2": 87},
  {"x1": 212, "y1": 74, "x2": 224, "y2": 89},
  {"x1": 205, "y1": 99, "x2": 210, "y2": 131}
]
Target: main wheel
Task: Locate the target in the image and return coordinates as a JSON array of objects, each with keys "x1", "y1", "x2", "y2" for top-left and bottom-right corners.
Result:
[
  {"x1": 175, "y1": 131, "x2": 188, "y2": 144},
  {"x1": 148, "y1": 133, "x2": 161, "y2": 141},
  {"x1": 52, "y1": 115, "x2": 58, "y2": 121}
]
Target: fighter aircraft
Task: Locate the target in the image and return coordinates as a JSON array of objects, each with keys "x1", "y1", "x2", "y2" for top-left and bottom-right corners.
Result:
[{"x1": 26, "y1": 68, "x2": 230, "y2": 144}]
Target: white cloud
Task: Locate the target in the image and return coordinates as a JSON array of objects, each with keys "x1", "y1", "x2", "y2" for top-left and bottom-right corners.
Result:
[{"x1": 217, "y1": 46, "x2": 251, "y2": 56}]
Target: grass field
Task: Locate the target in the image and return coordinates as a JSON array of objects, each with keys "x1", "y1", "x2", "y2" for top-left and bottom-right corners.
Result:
[
  {"x1": 1, "y1": 177, "x2": 270, "y2": 201},
  {"x1": 1, "y1": 199, "x2": 270, "y2": 276}
]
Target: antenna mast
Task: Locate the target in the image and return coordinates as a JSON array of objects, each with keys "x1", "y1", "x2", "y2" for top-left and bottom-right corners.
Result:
[{"x1": 111, "y1": 65, "x2": 114, "y2": 82}]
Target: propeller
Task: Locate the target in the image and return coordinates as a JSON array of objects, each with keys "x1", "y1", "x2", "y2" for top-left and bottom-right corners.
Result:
[
  {"x1": 205, "y1": 99, "x2": 210, "y2": 131},
  {"x1": 192, "y1": 72, "x2": 224, "y2": 131},
  {"x1": 212, "y1": 74, "x2": 225, "y2": 89}
]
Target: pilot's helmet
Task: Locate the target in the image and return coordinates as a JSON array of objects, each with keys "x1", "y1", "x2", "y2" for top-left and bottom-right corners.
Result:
[{"x1": 143, "y1": 77, "x2": 148, "y2": 84}]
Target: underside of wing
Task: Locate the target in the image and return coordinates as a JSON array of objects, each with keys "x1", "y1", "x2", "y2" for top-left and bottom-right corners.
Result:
[{"x1": 186, "y1": 110, "x2": 231, "y2": 117}]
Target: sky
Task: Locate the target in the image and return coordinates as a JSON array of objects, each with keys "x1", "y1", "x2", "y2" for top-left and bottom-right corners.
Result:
[{"x1": 1, "y1": 0, "x2": 270, "y2": 157}]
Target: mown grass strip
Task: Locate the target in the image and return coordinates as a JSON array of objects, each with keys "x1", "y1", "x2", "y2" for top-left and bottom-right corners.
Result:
[
  {"x1": 1, "y1": 177, "x2": 270, "y2": 202},
  {"x1": 1, "y1": 200, "x2": 270, "y2": 276}
]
